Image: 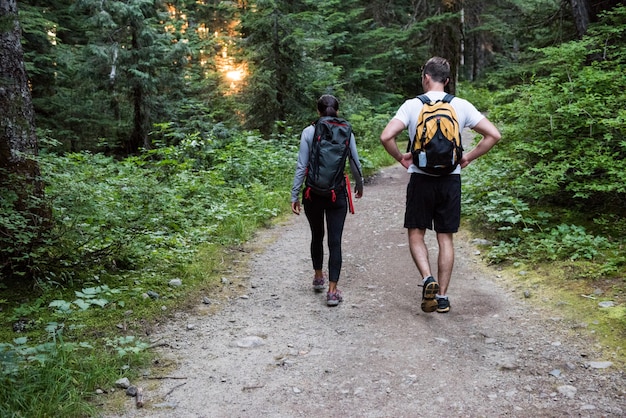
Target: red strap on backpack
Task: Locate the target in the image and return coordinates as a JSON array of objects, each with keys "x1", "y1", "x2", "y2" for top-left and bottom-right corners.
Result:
[{"x1": 345, "y1": 174, "x2": 354, "y2": 214}]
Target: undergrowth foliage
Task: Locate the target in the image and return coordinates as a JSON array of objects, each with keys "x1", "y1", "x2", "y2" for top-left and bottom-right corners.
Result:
[
  {"x1": 490, "y1": 6, "x2": 626, "y2": 211},
  {"x1": 25, "y1": 131, "x2": 295, "y2": 284},
  {"x1": 462, "y1": 6, "x2": 626, "y2": 272}
]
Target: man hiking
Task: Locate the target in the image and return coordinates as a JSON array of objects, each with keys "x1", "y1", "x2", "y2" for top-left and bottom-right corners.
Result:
[{"x1": 380, "y1": 56, "x2": 501, "y2": 313}]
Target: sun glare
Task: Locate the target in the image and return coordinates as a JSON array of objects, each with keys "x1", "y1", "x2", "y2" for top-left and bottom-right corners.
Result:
[
  {"x1": 166, "y1": 3, "x2": 247, "y2": 90},
  {"x1": 226, "y1": 70, "x2": 243, "y2": 82}
]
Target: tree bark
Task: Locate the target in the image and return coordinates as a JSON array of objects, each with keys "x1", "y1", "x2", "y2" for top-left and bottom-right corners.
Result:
[
  {"x1": 571, "y1": 0, "x2": 622, "y2": 37},
  {"x1": 126, "y1": 20, "x2": 149, "y2": 154},
  {"x1": 0, "y1": 0, "x2": 39, "y2": 178},
  {"x1": 1, "y1": 0, "x2": 49, "y2": 278},
  {"x1": 570, "y1": 0, "x2": 591, "y2": 37},
  {"x1": 431, "y1": 0, "x2": 462, "y2": 94}
]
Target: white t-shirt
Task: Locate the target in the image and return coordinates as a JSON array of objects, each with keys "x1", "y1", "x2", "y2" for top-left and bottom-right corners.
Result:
[{"x1": 393, "y1": 91, "x2": 485, "y2": 174}]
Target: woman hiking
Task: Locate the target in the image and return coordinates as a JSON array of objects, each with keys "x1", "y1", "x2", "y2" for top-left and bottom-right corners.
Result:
[{"x1": 291, "y1": 94, "x2": 364, "y2": 306}]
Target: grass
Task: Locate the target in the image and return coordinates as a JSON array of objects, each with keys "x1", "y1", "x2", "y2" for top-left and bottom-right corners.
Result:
[
  {"x1": 0, "y1": 239, "x2": 249, "y2": 417},
  {"x1": 528, "y1": 262, "x2": 626, "y2": 361}
]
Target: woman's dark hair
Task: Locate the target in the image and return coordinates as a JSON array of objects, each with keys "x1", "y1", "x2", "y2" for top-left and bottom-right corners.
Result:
[
  {"x1": 422, "y1": 56, "x2": 450, "y2": 84},
  {"x1": 317, "y1": 94, "x2": 339, "y2": 117}
]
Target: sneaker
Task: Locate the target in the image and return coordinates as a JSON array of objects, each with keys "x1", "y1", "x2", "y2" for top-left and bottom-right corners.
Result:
[
  {"x1": 326, "y1": 290, "x2": 343, "y2": 306},
  {"x1": 436, "y1": 297, "x2": 450, "y2": 313},
  {"x1": 312, "y1": 276, "x2": 325, "y2": 292},
  {"x1": 420, "y1": 276, "x2": 439, "y2": 313}
]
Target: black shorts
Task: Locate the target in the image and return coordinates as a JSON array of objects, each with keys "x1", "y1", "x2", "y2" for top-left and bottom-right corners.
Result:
[{"x1": 404, "y1": 173, "x2": 461, "y2": 233}]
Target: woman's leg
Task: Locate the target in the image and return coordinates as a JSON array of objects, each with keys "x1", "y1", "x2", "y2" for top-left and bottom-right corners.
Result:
[
  {"x1": 303, "y1": 195, "x2": 325, "y2": 275},
  {"x1": 325, "y1": 193, "x2": 348, "y2": 292}
]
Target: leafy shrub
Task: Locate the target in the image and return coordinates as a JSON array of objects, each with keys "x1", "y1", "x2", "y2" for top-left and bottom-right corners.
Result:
[
  {"x1": 462, "y1": 6, "x2": 626, "y2": 271},
  {"x1": 487, "y1": 7, "x2": 626, "y2": 213},
  {"x1": 348, "y1": 111, "x2": 400, "y2": 173},
  {"x1": 530, "y1": 224, "x2": 611, "y2": 261},
  {"x1": 0, "y1": 174, "x2": 50, "y2": 282},
  {"x1": 8, "y1": 129, "x2": 295, "y2": 285}
]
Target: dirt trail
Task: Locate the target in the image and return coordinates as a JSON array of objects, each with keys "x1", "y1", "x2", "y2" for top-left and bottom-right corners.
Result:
[{"x1": 108, "y1": 163, "x2": 624, "y2": 418}]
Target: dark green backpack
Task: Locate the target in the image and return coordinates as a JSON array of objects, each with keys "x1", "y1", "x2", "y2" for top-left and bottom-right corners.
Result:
[{"x1": 305, "y1": 116, "x2": 351, "y2": 200}]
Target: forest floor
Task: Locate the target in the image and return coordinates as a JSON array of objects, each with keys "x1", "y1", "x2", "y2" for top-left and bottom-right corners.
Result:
[{"x1": 105, "y1": 163, "x2": 625, "y2": 418}]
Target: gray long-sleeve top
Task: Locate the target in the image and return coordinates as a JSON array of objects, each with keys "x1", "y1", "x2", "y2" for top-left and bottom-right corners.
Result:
[{"x1": 291, "y1": 123, "x2": 364, "y2": 203}]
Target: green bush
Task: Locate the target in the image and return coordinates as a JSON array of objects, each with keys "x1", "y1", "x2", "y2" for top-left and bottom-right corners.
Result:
[
  {"x1": 6, "y1": 130, "x2": 292, "y2": 285},
  {"x1": 487, "y1": 7, "x2": 626, "y2": 212},
  {"x1": 462, "y1": 6, "x2": 626, "y2": 270}
]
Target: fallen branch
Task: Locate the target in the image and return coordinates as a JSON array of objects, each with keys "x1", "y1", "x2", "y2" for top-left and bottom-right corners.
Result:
[
  {"x1": 242, "y1": 384, "x2": 265, "y2": 390},
  {"x1": 165, "y1": 382, "x2": 187, "y2": 397},
  {"x1": 145, "y1": 376, "x2": 188, "y2": 380}
]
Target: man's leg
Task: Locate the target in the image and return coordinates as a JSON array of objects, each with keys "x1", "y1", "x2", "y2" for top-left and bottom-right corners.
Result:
[
  {"x1": 408, "y1": 228, "x2": 439, "y2": 312},
  {"x1": 436, "y1": 232, "x2": 454, "y2": 296},
  {"x1": 407, "y1": 228, "x2": 431, "y2": 278},
  {"x1": 431, "y1": 174, "x2": 459, "y2": 313}
]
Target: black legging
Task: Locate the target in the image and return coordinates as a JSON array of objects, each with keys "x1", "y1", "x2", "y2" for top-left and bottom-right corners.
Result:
[{"x1": 303, "y1": 190, "x2": 348, "y2": 283}]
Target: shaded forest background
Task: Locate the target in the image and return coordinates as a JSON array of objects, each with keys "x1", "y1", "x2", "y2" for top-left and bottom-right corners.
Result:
[
  {"x1": 15, "y1": 0, "x2": 619, "y2": 153},
  {"x1": 0, "y1": 0, "x2": 624, "y2": 295}
]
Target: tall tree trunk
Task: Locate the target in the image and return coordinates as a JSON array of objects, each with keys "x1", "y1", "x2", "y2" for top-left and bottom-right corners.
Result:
[
  {"x1": 0, "y1": 0, "x2": 38, "y2": 177},
  {"x1": 128, "y1": 84, "x2": 147, "y2": 154},
  {"x1": 431, "y1": 0, "x2": 462, "y2": 94},
  {"x1": 464, "y1": 0, "x2": 491, "y2": 82},
  {"x1": 272, "y1": 9, "x2": 286, "y2": 135},
  {"x1": 127, "y1": 22, "x2": 149, "y2": 154},
  {"x1": 570, "y1": 0, "x2": 591, "y2": 37},
  {"x1": 0, "y1": 0, "x2": 43, "y2": 198},
  {"x1": 0, "y1": 0, "x2": 50, "y2": 279}
]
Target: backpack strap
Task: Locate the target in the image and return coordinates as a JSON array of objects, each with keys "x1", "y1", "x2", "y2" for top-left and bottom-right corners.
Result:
[
  {"x1": 442, "y1": 93, "x2": 455, "y2": 103},
  {"x1": 417, "y1": 94, "x2": 429, "y2": 104},
  {"x1": 407, "y1": 95, "x2": 431, "y2": 152},
  {"x1": 418, "y1": 93, "x2": 455, "y2": 103}
]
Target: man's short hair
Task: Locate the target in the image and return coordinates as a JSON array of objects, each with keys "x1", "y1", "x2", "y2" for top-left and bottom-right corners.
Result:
[{"x1": 423, "y1": 57, "x2": 450, "y2": 84}]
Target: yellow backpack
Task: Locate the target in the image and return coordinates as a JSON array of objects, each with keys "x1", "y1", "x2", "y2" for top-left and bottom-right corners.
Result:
[{"x1": 411, "y1": 94, "x2": 463, "y2": 175}]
